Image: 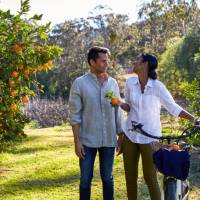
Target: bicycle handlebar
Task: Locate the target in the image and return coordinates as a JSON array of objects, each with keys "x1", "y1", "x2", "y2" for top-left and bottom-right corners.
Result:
[{"x1": 128, "y1": 121, "x2": 200, "y2": 144}]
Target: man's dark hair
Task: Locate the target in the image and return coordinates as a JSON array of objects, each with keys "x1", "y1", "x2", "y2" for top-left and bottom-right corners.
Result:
[
  {"x1": 87, "y1": 46, "x2": 110, "y2": 66},
  {"x1": 141, "y1": 53, "x2": 158, "y2": 80}
]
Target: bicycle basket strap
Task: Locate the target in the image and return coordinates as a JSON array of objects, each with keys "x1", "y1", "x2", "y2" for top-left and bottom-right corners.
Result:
[{"x1": 153, "y1": 148, "x2": 190, "y2": 181}]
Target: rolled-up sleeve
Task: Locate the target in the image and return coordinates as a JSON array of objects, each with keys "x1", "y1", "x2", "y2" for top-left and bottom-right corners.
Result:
[
  {"x1": 69, "y1": 79, "x2": 82, "y2": 125},
  {"x1": 159, "y1": 83, "x2": 183, "y2": 117}
]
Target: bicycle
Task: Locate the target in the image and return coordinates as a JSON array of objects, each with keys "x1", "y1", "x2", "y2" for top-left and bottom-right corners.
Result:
[{"x1": 128, "y1": 121, "x2": 200, "y2": 200}]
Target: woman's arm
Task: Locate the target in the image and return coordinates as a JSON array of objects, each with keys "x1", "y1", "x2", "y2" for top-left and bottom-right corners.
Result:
[
  {"x1": 119, "y1": 79, "x2": 131, "y2": 112},
  {"x1": 158, "y1": 82, "x2": 199, "y2": 123},
  {"x1": 178, "y1": 110, "x2": 196, "y2": 123}
]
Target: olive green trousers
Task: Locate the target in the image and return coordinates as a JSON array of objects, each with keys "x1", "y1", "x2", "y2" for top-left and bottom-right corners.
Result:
[{"x1": 123, "y1": 135, "x2": 161, "y2": 200}]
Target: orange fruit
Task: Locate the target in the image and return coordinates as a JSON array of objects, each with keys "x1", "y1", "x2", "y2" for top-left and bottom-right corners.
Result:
[
  {"x1": 111, "y1": 96, "x2": 120, "y2": 106},
  {"x1": 13, "y1": 44, "x2": 22, "y2": 53},
  {"x1": 10, "y1": 89, "x2": 17, "y2": 96},
  {"x1": 22, "y1": 96, "x2": 29, "y2": 104},
  {"x1": 24, "y1": 69, "x2": 29, "y2": 77},
  {"x1": 169, "y1": 145, "x2": 180, "y2": 151},
  {"x1": 10, "y1": 104, "x2": 17, "y2": 112},
  {"x1": 11, "y1": 71, "x2": 19, "y2": 78},
  {"x1": 9, "y1": 80, "x2": 15, "y2": 87}
]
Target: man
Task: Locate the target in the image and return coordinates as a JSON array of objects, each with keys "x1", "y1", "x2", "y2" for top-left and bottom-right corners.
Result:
[{"x1": 69, "y1": 46, "x2": 123, "y2": 200}]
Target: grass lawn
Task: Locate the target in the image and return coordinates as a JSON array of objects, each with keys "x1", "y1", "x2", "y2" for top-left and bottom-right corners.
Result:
[{"x1": 0, "y1": 125, "x2": 199, "y2": 200}]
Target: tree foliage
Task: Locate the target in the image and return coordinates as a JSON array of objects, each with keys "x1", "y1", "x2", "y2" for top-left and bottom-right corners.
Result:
[
  {"x1": 159, "y1": 29, "x2": 200, "y2": 95},
  {"x1": 175, "y1": 29, "x2": 200, "y2": 80},
  {"x1": 0, "y1": 0, "x2": 62, "y2": 146},
  {"x1": 138, "y1": 0, "x2": 200, "y2": 54},
  {"x1": 179, "y1": 72, "x2": 200, "y2": 144}
]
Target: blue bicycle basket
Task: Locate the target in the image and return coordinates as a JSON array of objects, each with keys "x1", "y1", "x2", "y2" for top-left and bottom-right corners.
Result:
[{"x1": 153, "y1": 148, "x2": 190, "y2": 181}]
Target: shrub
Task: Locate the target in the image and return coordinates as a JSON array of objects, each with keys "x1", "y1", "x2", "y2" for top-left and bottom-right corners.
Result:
[{"x1": 23, "y1": 97, "x2": 69, "y2": 128}]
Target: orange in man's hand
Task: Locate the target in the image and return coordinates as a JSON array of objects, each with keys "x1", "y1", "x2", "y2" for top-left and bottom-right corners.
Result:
[{"x1": 111, "y1": 96, "x2": 120, "y2": 106}]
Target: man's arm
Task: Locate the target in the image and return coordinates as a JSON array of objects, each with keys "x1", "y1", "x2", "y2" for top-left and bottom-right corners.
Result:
[
  {"x1": 72, "y1": 124, "x2": 85, "y2": 159},
  {"x1": 69, "y1": 79, "x2": 85, "y2": 159}
]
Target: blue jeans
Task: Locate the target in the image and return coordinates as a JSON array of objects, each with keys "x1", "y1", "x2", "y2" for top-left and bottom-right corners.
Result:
[{"x1": 79, "y1": 146, "x2": 115, "y2": 200}]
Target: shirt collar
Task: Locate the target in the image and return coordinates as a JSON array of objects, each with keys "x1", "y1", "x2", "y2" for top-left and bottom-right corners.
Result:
[
  {"x1": 88, "y1": 72, "x2": 110, "y2": 82},
  {"x1": 146, "y1": 79, "x2": 153, "y2": 88},
  {"x1": 133, "y1": 77, "x2": 153, "y2": 88},
  {"x1": 88, "y1": 72, "x2": 98, "y2": 81}
]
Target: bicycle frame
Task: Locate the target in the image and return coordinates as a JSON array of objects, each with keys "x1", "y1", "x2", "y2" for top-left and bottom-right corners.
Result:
[{"x1": 128, "y1": 121, "x2": 200, "y2": 200}]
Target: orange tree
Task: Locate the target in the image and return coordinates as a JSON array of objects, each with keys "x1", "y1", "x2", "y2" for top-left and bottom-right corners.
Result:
[{"x1": 0, "y1": 0, "x2": 62, "y2": 147}]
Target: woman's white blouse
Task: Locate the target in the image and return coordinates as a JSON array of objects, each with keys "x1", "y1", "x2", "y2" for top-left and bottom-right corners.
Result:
[{"x1": 124, "y1": 76, "x2": 183, "y2": 144}]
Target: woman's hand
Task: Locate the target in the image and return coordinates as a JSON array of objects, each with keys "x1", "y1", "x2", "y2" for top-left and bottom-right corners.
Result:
[
  {"x1": 116, "y1": 133, "x2": 124, "y2": 156},
  {"x1": 110, "y1": 99, "x2": 130, "y2": 112}
]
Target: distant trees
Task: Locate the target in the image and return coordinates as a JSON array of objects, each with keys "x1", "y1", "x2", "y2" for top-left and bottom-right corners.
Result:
[{"x1": 34, "y1": 0, "x2": 200, "y2": 99}]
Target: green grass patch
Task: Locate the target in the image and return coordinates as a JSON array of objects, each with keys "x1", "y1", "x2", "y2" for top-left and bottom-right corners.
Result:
[{"x1": 0, "y1": 126, "x2": 199, "y2": 199}]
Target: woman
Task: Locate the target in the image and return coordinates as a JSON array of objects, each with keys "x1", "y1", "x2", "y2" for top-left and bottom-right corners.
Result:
[{"x1": 115, "y1": 53, "x2": 199, "y2": 200}]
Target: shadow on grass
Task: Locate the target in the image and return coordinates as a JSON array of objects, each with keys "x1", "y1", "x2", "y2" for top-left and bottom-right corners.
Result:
[
  {"x1": 6, "y1": 142, "x2": 72, "y2": 155},
  {"x1": 6, "y1": 146, "x2": 51, "y2": 154},
  {"x1": 2, "y1": 173, "x2": 80, "y2": 194}
]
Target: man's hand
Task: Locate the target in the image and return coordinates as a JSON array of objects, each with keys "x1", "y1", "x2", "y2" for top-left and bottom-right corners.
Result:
[
  {"x1": 116, "y1": 134, "x2": 124, "y2": 156},
  {"x1": 75, "y1": 141, "x2": 85, "y2": 159}
]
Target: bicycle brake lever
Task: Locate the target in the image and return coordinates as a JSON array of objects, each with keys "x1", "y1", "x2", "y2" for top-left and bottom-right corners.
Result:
[{"x1": 130, "y1": 121, "x2": 144, "y2": 131}]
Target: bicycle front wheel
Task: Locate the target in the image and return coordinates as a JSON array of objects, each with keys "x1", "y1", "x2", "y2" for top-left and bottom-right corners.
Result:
[{"x1": 164, "y1": 178, "x2": 177, "y2": 200}]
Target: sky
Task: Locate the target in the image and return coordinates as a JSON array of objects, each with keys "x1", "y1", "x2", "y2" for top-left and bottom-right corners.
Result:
[
  {"x1": 1, "y1": 0, "x2": 199, "y2": 26},
  {"x1": 0, "y1": 0, "x2": 146, "y2": 25}
]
